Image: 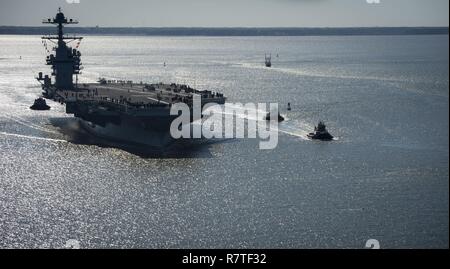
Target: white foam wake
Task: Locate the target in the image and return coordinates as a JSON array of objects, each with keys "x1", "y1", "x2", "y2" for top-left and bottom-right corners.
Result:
[
  {"x1": 206, "y1": 103, "x2": 312, "y2": 140},
  {"x1": 0, "y1": 131, "x2": 67, "y2": 143},
  {"x1": 237, "y1": 62, "x2": 405, "y2": 83},
  {"x1": 1, "y1": 113, "x2": 60, "y2": 135}
]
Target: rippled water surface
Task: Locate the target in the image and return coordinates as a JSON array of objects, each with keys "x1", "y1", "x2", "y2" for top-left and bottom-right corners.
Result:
[{"x1": 0, "y1": 35, "x2": 448, "y2": 248}]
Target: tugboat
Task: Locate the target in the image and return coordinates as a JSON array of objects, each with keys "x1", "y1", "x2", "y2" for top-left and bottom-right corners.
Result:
[
  {"x1": 265, "y1": 54, "x2": 272, "y2": 67},
  {"x1": 264, "y1": 112, "x2": 284, "y2": 122},
  {"x1": 30, "y1": 97, "x2": 50, "y2": 110},
  {"x1": 307, "y1": 121, "x2": 333, "y2": 140}
]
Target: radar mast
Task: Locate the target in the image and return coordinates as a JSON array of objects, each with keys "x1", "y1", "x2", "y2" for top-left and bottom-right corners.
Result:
[{"x1": 39, "y1": 8, "x2": 82, "y2": 90}]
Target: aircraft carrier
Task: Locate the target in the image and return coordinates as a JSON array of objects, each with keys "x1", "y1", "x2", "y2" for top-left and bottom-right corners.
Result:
[{"x1": 36, "y1": 9, "x2": 226, "y2": 146}]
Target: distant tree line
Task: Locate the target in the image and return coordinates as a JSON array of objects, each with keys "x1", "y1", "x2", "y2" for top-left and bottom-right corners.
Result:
[{"x1": 0, "y1": 26, "x2": 448, "y2": 36}]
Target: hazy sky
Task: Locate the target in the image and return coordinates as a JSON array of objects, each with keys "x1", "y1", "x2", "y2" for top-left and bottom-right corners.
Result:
[{"x1": 0, "y1": 0, "x2": 448, "y2": 27}]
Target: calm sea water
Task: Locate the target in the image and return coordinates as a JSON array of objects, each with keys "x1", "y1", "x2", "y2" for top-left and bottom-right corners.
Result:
[{"x1": 0, "y1": 35, "x2": 448, "y2": 248}]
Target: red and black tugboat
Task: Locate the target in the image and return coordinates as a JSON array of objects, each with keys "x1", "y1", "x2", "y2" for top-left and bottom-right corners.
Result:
[
  {"x1": 307, "y1": 121, "x2": 334, "y2": 141},
  {"x1": 30, "y1": 97, "x2": 50, "y2": 110}
]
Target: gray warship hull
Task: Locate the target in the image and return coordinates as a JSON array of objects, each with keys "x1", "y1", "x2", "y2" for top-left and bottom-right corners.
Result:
[
  {"x1": 55, "y1": 82, "x2": 224, "y2": 147},
  {"x1": 79, "y1": 119, "x2": 176, "y2": 147}
]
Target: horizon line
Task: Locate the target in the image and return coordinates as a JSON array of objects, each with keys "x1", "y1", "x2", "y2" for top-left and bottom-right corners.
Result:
[
  {"x1": 1, "y1": 26, "x2": 448, "y2": 37},
  {"x1": 1, "y1": 26, "x2": 449, "y2": 29}
]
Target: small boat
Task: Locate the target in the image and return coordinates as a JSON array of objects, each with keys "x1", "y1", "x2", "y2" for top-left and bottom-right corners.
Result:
[
  {"x1": 287, "y1": 103, "x2": 291, "y2": 111},
  {"x1": 265, "y1": 54, "x2": 272, "y2": 67},
  {"x1": 30, "y1": 97, "x2": 50, "y2": 110},
  {"x1": 307, "y1": 121, "x2": 333, "y2": 140},
  {"x1": 264, "y1": 112, "x2": 284, "y2": 122}
]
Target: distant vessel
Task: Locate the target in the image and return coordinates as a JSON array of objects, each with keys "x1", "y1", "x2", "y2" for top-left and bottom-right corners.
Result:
[
  {"x1": 264, "y1": 112, "x2": 284, "y2": 122},
  {"x1": 30, "y1": 97, "x2": 50, "y2": 110},
  {"x1": 265, "y1": 54, "x2": 272, "y2": 67},
  {"x1": 307, "y1": 121, "x2": 334, "y2": 141},
  {"x1": 36, "y1": 9, "x2": 226, "y2": 147}
]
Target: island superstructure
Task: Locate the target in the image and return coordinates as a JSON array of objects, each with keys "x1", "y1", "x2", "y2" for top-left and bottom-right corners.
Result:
[{"x1": 36, "y1": 9, "x2": 226, "y2": 146}]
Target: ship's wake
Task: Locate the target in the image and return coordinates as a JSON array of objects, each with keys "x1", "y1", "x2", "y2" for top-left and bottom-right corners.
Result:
[
  {"x1": 0, "y1": 131, "x2": 67, "y2": 143},
  {"x1": 208, "y1": 103, "x2": 312, "y2": 140},
  {"x1": 2, "y1": 113, "x2": 61, "y2": 135},
  {"x1": 236, "y1": 62, "x2": 407, "y2": 83}
]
